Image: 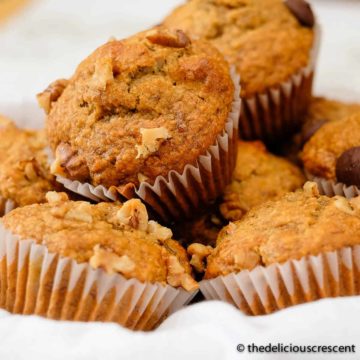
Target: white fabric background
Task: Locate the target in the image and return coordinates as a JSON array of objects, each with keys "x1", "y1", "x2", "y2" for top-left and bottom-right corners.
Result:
[{"x1": 0, "y1": 1, "x2": 359, "y2": 359}]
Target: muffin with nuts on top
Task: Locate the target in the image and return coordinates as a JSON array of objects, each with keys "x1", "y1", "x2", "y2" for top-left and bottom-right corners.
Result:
[
  {"x1": 302, "y1": 113, "x2": 360, "y2": 197},
  {"x1": 163, "y1": 0, "x2": 318, "y2": 143},
  {"x1": 40, "y1": 27, "x2": 240, "y2": 221},
  {"x1": 193, "y1": 182, "x2": 360, "y2": 314},
  {"x1": 0, "y1": 115, "x2": 60, "y2": 216},
  {"x1": 0, "y1": 192, "x2": 198, "y2": 330}
]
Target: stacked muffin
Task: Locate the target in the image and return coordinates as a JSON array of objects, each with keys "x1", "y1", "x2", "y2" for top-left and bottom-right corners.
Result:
[{"x1": 1, "y1": 0, "x2": 359, "y2": 328}]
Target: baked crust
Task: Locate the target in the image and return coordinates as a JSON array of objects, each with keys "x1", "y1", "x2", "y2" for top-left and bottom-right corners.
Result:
[
  {"x1": 205, "y1": 183, "x2": 360, "y2": 278},
  {"x1": 2, "y1": 194, "x2": 197, "y2": 290},
  {"x1": 220, "y1": 141, "x2": 305, "y2": 221},
  {"x1": 0, "y1": 116, "x2": 57, "y2": 209},
  {"x1": 302, "y1": 113, "x2": 360, "y2": 179},
  {"x1": 44, "y1": 27, "x2": 234, "y2": 188},
  {"x1": 163, "y1": 0, "x2": 314, "y2": 97}
]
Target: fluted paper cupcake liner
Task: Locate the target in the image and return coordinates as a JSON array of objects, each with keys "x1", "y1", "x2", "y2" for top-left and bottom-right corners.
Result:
[
  {"x1": 0, "y1": 198, "x2": 15, "y2": 217},
  {"x1": 0, "y1": 224, "x2": 197, "y2": 330},
  {"x1": 200, "y1": 245, "x2": 360, "y2": 315},
  {"x1": 55, "y1": 69, "x2": 241, "y2": 222},
  {"x1": 306, "y1": 173, "x2": 360, "y2": 199},
  {"x1": 239, "y1": 25, "x2": 321, "y2": 144}
]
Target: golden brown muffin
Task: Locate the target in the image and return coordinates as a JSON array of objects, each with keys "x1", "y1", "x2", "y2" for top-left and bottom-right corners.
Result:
[
  {"x1": 2, "y1": 193, "x2": 197, "y2": 290},
  {"x1": 42, "y1": 27, "x2": 235, "y2": 189},
  {"x1": 220, "y1": 141, "x2": 305, "y2": 221},
  {"x1": 302, "y1": 113, "x2": 360, "y2": 185},
  {"x1": 163, "y1": 0, "x2": 314, "y2": 98},
  {"x1": 0, "y1": 115, "x2": 58, "y2": 213},
  {"x1": 201, "y1": 182, "x2": 360, "y2": 279}
]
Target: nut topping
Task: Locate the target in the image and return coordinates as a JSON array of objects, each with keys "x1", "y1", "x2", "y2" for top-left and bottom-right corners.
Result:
[
  {"x1": 37, "y1": 79, "x2": 69, "y2": 114},
  {"x1": 187, "y1": 243, "x2": 213, "y2": 273},
  {"x1": 90, "y1": 245, "x2": 136, "y2": 275},
  {"x1": 146, "y1": 28, "x2": 190, "y2": 48},
  {"x1": 116, "y1": 199, "x2": 149, "y2": 231},
  {"x1": 136, "y1": 127, "x2": 171, "y2": 159}
]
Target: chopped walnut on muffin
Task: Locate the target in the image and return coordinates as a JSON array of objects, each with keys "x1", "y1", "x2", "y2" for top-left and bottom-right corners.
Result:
[
  {"x1": 0, "y1": 115, "x2": 60, "y2": 215},
  {"x1": 191, "y1": 182, "x2": 360, "y2": 279},
  {"x1": 2, "y1": 193, "x2": 198, "y2": 291}
]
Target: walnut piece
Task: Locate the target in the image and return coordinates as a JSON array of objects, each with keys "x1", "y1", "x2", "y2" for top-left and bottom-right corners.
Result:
[
  {"x1": 51, "y1": 143, "x2": 89, "y2": 181},
  {"x1": 37, "y1": 79, "x2": 68, "y2": 114},
  {"x1": 187, "y1": 243, "x2": 213, "y2": 273},
  {"x1": 147, "y1": 220, "x2": 173, "y2": 241},
  {"x1": 334, "y1": 196, "x2": 355, "y2": 215},
  {"x1": 90, "y1": 245, "x2": 136, "y2": 275},
  {"x1": 64, "y1": 203, "x2": 93, "y2": 223},
  {"x1": 116, "y1": 199, "x2": 149, "y2": 231},
  {"x1": 233, "y1": 250, "x2": 260, "y2": 270},
  {"x1": 136, "y1": 127, "x2": 171, "y2": 159},
  {"x1": 146, "y1": 28, "x2": 190, "y2": 48},
  {"x1": 91, "y1": 58, "x2": 114, "y2": 91},
  {"x1": 166, "y1": 254, "x2": 198, "y2": 291},
  {"x1": 46, "y1": 191, "x2": 69, "y2": 204},
  {"x1": 303, "y1": 181, "x2": 320, "y2": 197}
]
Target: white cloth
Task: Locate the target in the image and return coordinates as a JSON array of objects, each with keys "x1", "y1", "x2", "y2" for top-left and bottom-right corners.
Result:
[
  {"x1": 0, "y1": 297, "x2": 360, "y2": 360},
  {"x1": 0, "y1": 1, "x2": 359, "y2": 359}
]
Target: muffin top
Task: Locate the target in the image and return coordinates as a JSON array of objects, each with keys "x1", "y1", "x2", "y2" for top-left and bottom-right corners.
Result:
[
  {"x1": 163, "y1": 0, "x2": 315, "y2": 97},
  {"x1": 2, "y1": 193, "x2": 197, "y2": 290},
  {"x1": 0, "y1": 116, "x2": 57, "y2": 212},
  {"x1": 300, "y1": 97, "x2": 360, "y2": 145},
  {"x1": 202, "y1": 182, "x2": 360, "y2": 278},
  {"x1": 220, "y1": 141, "x2": 305, "y2": 221},
  {"x1": 302, "y1": 113, "x2": 360, "y2": 183},
  {"x1": 42, "y1": 27, "x2": 235, "y2": 189}
]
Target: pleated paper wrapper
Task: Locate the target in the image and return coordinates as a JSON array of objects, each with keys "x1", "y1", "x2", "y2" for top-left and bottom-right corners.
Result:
[
  {"x1": 239, "y1": 25, "x2": 321, "y2": 144},
  {"x1": 200, "y1": 245, "x2": 360, "y2": 316},
  {"x1": 307, "y1": 173, "x2": 360, "y2": 199},
  {"x1": 0, "y1": 224, "x2": 198, "y2": 331},
  {"x1": 0, "y1": 198, "x2": 15, "y2": 217},
  {"x1": 55, "y1": 69, "x2": 241, "y2": 223}
]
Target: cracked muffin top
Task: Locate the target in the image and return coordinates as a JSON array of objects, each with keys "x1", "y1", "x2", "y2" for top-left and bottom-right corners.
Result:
[
  {"x1": 220, "y1": 141, "x2": 305, "y2": 221},
  {"x1": 41, "y1": 27, "x2": 235, "y2": 189},
  {"x1": 163, "y1": 0, "x2": 315, "y2": 97},
  {"x1": 0, "y1": 116, "x2": 58, "y2": 214},
  {"x1": 2, "y1": 193, "x2": 198, "y2": 291},
  {"x1": 200, "y1": 182, "x2": 360, "y2": 278},
  {"x1": 302, "y1": 113, "x2": 360, "y2": 184}
]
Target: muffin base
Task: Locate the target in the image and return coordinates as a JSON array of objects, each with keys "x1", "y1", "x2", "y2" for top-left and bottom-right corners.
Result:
[
  {"x1": 200, "y1": 245, "x2": 360, "y2": 315},
  {"x1": 55, "y1": 69, "x2": 241, "y2": 222},
  {"x1": 0, "y1": 224, "x2": 197, "y2": 330},
  {"x1": 239, "y1": 25, "x2": 321, "y2": 144}
]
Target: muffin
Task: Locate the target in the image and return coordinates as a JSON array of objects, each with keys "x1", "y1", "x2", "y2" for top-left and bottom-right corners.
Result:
[
  {"x1": 0, "y1": 115, "x2": 59, "y2": 216},
  {"x1": 163, "y1": 0, "x2": 318, "y2": 143},
  {"x1": 175, "y1": 140, "x2": 304, "y2": 248},
  {"x1": 220, "y1": 140, "x2": 305, "y2": 221},
  {"x1": 40, "y1": 27, "x2": 241, "y2": 222},
  {"x1": 282, "y1": 96, "x2": 360, "y2": 163},
  {"x1": 195, "y1": 182, "x2": 360, "y2": 314},
  {"x1": 302, "y1": 113, "x2": 360, "y2": 197},
  {"x1": 0, "y1": 193, "x2": 198, "y2": 330}
]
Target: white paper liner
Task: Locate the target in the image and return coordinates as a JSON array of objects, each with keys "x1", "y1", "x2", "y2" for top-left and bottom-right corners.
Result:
[
  {"x1": 54, "y1": 68, "x2": 241, "y2": 222},
  {"x1": 0, "y1": 197, "x2": 15, "y2": 217},
  {"x1": 306, "y1": 173, "x2": 360, "y2": 199},
  {"x1": 0, "y1": 224, "x2": 197, "y2": 330},
  {"x1": 200, "y1": 245, "x2": 360, "y2": 316},
  {"x1": 239, "y1": 25, "x2": 321, "y2": 144}
]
